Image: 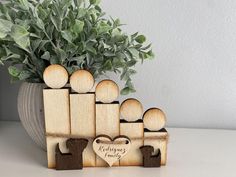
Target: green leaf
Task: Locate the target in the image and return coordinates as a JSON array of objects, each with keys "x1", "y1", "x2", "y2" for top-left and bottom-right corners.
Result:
[
  {"x1": 18, "y1": 70, "x2": 31, "y2": 80},
  {"x1": 102, "y1": 60, "x2": 112, "y2": 70},
  {"x1": 0, "y1": 19, "x2": 13, "y2": 38},
  {"x1": 120, "y1": 87, "x2": 135, "y2": 95},
  {"x1": 11, "y1": 25, "x2": 30, "y2": 52},
  {"x1": 61, "y1": 30, "x2": 73, "y2": 42},
  {"x1": 55, "y1": 48, "x2": 67, "y2": 62},
  {"x1": 131, "y1": 32, "x2": 139, "y2": 39},
  {"x1": 97, "y1": 21, "x2": 112, "y2": 34},
  {"x1": 86, "y1": 44, "x2": 97, "y2": 54},
  {"x1": 41, "y1": 51, "x2": 50, "y2": 60},
  {"x1": 8, "y1": 66, "x2": 20, "y2": 77},
  {"x1": 147, "y1": 50, "x2": 155, "y2": 59},
  {"x1": 90, "y1": 0, "x2": 101, "y2": 5},
  {"x1": 129, "y1": 48, "x2": 139, "y2": 59},
  {"x1": 135, "y1": 35, "x2": 146, "y2": 43},
  {"x1": 50, "y1": 55, "x2": 60, "y2": 64},
  {"x1": 36, "y1": 18, "x2": 45, "y2": 30},
  {"x1": 74, "y1": 0, "x2": 84, "y2": 7},
  {"x1": 50, "y1": 15, "x2": 61, "y2": 31},
  {"x1": 72, "y1": 20, "x2": 84, "y2": 35}
]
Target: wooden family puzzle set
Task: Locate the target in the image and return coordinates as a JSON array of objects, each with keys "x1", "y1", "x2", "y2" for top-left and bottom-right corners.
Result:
[{"x1": 42, "y1": 64, "x2": 169, "y2": 170}]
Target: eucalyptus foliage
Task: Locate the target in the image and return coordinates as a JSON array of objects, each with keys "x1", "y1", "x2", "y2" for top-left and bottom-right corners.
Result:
[{"x1": 0, "y1": 0, "x2": 154, "y2": 94}]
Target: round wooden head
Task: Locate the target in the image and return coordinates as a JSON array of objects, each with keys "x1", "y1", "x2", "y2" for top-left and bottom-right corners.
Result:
[
  {"x1": 43, "y1": 64, "x2": 68, "y2": 89},
  {"x1": 70, "y1": 70, "x2": 94, "y2": 93},
  {"x1": 143, "y1": 108, "x2": 166, "y2": 131},
  {"x1": 120, "y1": 98, "x2": 143, "y2": 122},
  {"x1": 95, "y1": 80, "x2": 119, "y2": 103}
]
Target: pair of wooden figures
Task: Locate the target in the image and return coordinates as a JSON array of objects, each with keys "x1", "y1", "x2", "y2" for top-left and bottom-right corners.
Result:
[{"x1": 43, "y1": 64, "x2": 169, "y2": 170}]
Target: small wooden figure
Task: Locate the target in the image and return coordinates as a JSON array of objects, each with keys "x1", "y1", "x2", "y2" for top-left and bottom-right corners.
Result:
[
  {"x1": 120, "y1": 98, "x2": 144, "y2": 166},
  {"x1": 43, "y1": 65, "x2": 70, "y2": 134},
  {"x1": 43, "y1": 65, "x2": 71, "y2": 168},
  {"x1": 120, "y1": 98, "x2": 144, "y2": 122},
  {"x1": 140, "y1": 146, "x2": 161, "y2": 168},
  {"x1": 43, "y1": 64, "x2": 68, "y2": 89},
  {"x1": 70, "y1": 70, "x2": 95, "y2": 93},
  {"x1": 95, "y1": 80, "x2": 120, "y2": 167},
  {"x1": 143, "y1": 108, "x2": 166, "y2": 131},
  {"x1": 69, "y1": 70, "x2": 96, "y2": 167},
  {"x1": 143, "y1": 108, "x2": 168, "y2": 165},
  {"x1": 56, "y1": 138, "x2": 88, "y2": 170},
  {"x1": 95, "y1": 79, "x2": 119, "y2": 103}
]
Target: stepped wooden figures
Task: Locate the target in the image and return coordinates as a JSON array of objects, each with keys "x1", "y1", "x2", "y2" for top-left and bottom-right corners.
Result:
[{"x1": 42, "y1": 65, "x2": 169, "y2": 170}]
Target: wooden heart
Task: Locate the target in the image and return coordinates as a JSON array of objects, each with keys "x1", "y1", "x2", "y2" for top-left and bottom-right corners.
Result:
[{"x1": 93, "y1": 135, "x2": 131, "y2": 167}]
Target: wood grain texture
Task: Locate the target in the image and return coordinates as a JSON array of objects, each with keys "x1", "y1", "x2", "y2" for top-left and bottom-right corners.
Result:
[
  {"x1": 43, "y1": 65, "x2": 68, "y2": 89},
  {"x1": 120, "y1": 122, "x2": 144, "y2": 166},
  {"x1": 46, "y1": 136, "x2": 68, "y2": 168},
  {"x1": 95, "y1": 103, "x2": 120, "y2": 166},
  {"x1": 95, "y1": 80, "x2": 119, "y2": 103},
  {"x1": 43, "y1": 89, "x2": 70, "y2": 134},
  {"x1": 120, "y1": 99, "x2": 143, "y2": 122},
  {"x1": 93, "y1": 135, "x2": 131, "y2": 167},
  {"x1": 143, "y1": 108, "x2": 166, "y2": 131},
  {"x1": 70, "y1": 70, "x2": 94, "y2": 93},
  {"x1": 70, "y1": 93, "x2": 96, "y2": 167},
  {"x1": 144, "y1": 131, "x2": 168, "y2": 165}
]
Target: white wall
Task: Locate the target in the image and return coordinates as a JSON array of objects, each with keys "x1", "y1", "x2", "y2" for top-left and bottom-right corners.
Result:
[
  {"x1": 1, "y1": 0, "x2": 236, "y2": 129},
  {"x1": 100, "y1": 0, "x2": 236, "y2": 129}
]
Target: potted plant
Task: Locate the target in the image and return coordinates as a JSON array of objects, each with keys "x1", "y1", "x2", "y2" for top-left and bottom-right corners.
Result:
[{"x1": 0, "y1": 0, "x2": 154, "y2": 150}]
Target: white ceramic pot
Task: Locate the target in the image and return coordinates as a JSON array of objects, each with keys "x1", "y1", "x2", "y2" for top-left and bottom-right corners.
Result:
[{"x1": 17, "y1": 82, "x2": 46, "y2": 150}]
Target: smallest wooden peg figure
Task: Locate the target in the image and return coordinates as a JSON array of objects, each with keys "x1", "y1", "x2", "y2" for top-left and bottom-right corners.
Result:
[
  {"x1": 140, "y1": 146, "x2": 161, "y2": 168},
  {"x1": 143, "y1": 108, "x2": 168, "y2": 165},
  {"x1": 56, "y1": 138, "x2": 88, "y2": 170},
  {"x1": 143, "y1": 108, "x2": 166, "y2": 131}
]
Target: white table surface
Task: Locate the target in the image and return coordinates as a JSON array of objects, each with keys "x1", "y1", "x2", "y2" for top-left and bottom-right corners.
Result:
[{"x1": 0, "y1": 121, "x2": 235, "y2": 177}]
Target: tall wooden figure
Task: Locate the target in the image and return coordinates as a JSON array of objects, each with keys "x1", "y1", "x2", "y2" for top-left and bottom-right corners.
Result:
[
  {"x1": 43, "y1": 64, "x2": 70, "y2": 168},
  {"x1": 120, "y1": 98, "x2": 144, "y2": 166},
  {"x1": 143, "y1": 108, "x2": 168, "y2": 165},
  {"x1": 95, "y1": 80, "x2": 120, "y2": 167},
  {"x1": 69, "y1": 70, "x2": 96, "y2": 167}
]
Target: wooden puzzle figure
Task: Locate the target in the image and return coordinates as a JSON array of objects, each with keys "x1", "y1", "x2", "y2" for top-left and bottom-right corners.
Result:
[
  {"x1": 140, "y1": 145, "x2": 161, "y2": 168},
  {"x1": 69, "y1": 70, "x2": 96, "y2": 167},
  {"x1": 95, "y1": 80, "x2": 120, "y2": 166},
  {"x1": 56, "y1": 138, "x2": 88, "y2": 170},
  {"x1": 143, "y1": 108, "x2": 168, "y2": 165},
  {"x1": 43, "y1": 65, "x2": 71, "y2": 168},
  {"x1": 120, "y1": 98, "x2": 144, "y2": 166}
]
